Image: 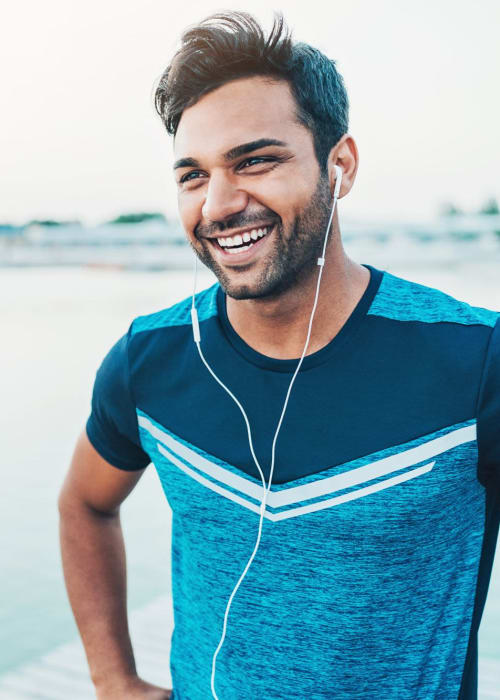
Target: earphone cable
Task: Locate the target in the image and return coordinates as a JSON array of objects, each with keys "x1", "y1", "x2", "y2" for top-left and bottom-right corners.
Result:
[{"x1": 191, "y1": 170, "x2": 341, "y2": 699}]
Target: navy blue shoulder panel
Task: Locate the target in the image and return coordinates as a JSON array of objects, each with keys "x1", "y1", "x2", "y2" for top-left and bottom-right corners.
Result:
[
  {"x1": 86, "y1": 285, "x2": 220, "y2": 470},
  {"x1": 86, "y1": 328, "x2": 150, "y2": 470}
]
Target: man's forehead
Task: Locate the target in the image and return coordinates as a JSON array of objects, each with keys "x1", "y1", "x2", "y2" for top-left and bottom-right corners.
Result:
[{"x1": 173, "y1": 77, "x2": 302, "y2": 160}]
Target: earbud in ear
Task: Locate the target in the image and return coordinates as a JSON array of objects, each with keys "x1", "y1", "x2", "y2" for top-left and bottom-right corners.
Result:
[{"x1": 333, "y1": 165, "x2": 343, "y2": 200}]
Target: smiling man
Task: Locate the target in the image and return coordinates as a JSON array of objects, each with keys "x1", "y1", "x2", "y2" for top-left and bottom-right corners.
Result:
[{"x1": 58, "y1": 11, "x2": 500, "y2": 700}]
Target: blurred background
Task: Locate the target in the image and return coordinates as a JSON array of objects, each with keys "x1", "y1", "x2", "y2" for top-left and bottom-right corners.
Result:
[{"x1": 1, "y1": 0, "x2": 499, "y2": 696}]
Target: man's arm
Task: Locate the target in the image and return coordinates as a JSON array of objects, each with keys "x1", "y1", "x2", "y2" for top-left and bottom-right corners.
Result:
[{"x1": 58, "y1": 430, "x2": 171, "y2": 699}]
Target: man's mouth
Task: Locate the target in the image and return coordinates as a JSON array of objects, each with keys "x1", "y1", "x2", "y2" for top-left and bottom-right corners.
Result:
[{"x1": 211, "y1": 225, "x2": 272, "y2": 255}]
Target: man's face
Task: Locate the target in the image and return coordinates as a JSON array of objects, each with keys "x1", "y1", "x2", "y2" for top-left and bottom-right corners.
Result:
[{"x1": 173, "y1": 76, "x2": 333, "y2": 300}]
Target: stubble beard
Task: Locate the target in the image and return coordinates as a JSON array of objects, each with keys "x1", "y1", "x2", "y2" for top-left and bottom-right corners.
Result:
[{"x1": 191, "y1": 174, "x2": 334, "y2": 301}]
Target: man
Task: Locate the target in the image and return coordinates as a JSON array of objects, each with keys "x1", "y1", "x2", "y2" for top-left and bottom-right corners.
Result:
[{"x1": 58, "y1": 11, "x2": 500, "y2": 700}]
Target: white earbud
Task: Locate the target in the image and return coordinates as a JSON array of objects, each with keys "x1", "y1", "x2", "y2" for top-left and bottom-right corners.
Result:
[{"x1": 333, "y1": 164, "x2": 343, "y2": 200}]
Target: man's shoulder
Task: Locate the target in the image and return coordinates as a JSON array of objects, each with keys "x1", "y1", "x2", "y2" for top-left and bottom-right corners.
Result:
[
  {"x1": 130, "y1": 282, "x2": 220, "y2": 338},
  {"x1": 369, "y1": 269, "x2": 500, "y2": 328}
]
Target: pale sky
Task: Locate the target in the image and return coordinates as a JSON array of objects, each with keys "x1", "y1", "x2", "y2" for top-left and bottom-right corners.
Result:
[{"x1": 1, "y1": 0, "x2": 499, "y2": 225}]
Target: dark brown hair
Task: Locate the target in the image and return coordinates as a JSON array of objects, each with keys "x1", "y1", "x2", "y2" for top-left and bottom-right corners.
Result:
[{"x1": 154, "y1": 11, "x2": 349, "y2": 171}]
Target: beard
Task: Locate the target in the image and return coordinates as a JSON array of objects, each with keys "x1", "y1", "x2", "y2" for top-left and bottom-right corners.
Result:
[{"x1": 191, "y1": 173, "x2": 334, "y2": 300}]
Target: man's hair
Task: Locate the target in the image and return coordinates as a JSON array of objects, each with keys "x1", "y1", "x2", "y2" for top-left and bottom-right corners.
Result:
[{"x1": 154, "y1": 11, "x2": 349, "y2": 172}]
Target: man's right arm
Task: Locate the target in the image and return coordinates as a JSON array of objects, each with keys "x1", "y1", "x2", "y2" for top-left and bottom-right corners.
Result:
[{"x1": 58, "y1": 430, "x2": 171, "y2": 699}]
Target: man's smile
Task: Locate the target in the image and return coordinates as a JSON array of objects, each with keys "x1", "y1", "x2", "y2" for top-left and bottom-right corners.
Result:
[
  {"x1": 216, "y1": 225, "x2": 271, "y2": 250},
  {"x1": 204, "y1": 223, "x2": 276, "y2": 264}
]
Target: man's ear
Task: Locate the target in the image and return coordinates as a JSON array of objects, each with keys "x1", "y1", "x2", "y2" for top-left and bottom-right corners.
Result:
[{"x1": 327, "y1": 134, "x2": 359, "y2": 198}]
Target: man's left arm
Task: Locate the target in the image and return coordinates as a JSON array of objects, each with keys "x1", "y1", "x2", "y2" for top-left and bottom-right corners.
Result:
[{"x1": 477, "y1": 316, "x2": 500, "y2": 490}]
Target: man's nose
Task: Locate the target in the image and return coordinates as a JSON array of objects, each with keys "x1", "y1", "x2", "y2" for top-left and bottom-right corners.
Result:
[{"x1": 201, "y1": 172, "x2": 249, "y2": 224}]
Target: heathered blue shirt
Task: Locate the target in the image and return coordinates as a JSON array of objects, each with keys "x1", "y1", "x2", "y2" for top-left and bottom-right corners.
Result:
[{"x1": 86, "y1": 264, "x2": 500, "y2": 699}]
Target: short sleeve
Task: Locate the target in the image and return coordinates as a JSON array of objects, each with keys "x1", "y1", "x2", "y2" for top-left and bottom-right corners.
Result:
[
  {"x1": 86, "y1": 328, "x2": 151, "y2": 471},
  {"x1": 477, "y1": 316, "x2": 500, "y2": 486}
]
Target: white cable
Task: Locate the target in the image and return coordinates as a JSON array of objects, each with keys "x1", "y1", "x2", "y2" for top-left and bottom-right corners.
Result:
[{"x1": 191, "y1": 167, "x2": 342, "y2": 699}]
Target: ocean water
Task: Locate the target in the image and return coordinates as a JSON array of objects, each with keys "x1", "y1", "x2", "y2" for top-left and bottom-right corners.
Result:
[{"x1": 1, "y1": 256, "x2": 499, "y2": 677}]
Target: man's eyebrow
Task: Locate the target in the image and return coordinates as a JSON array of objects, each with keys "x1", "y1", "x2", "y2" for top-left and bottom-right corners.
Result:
[
  {"x1": 223, "y1": 138, "x2": 288, "y2": 162},
  {"x1": 173, "y1": 156, "x2": 200, "y2": 171}
]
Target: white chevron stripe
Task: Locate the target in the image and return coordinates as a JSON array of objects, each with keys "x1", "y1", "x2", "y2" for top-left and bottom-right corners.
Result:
[
  {"x1": 157, "y1": 442, "x2": 435, "y2": 521},
  {"x1": 157, "y1": 444, "x2": 264, "y2": 516},
  {"x1": 270, "y1": 423, "x2": 474, "y2": 507},
  {"x1": 139, "y1": 414, "x2": 264, "y2": 499},
  {"x1": 272, "y1": 462, "x2": 435, "y2": 520},
  {"x1": 138, "y1": 414, "x2": 475, "y2": 508}
]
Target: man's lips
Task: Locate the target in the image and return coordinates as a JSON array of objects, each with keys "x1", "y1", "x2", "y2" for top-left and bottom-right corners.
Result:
[{"x1": 205, "y1": 224, "x2": 275, "y2": 264}]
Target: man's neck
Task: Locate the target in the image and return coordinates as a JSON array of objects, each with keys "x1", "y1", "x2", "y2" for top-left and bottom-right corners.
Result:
[{"x1": 225, "y1": 243, "x2": 371, "y2": 360}]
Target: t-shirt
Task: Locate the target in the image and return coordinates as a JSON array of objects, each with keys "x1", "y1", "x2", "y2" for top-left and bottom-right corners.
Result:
[{"x1": 86, "y1": 263, "x2": 500, "y2": 700}]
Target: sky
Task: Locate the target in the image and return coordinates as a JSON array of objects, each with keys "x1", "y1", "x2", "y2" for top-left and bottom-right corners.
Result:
[{"x1": 1, "y1": 0, "x2": 499, "y2": 225}]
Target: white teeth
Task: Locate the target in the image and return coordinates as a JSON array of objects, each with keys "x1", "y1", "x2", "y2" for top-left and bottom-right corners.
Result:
[{"x1": 216, "y1": 225, "x2": 271, "y2": 248}]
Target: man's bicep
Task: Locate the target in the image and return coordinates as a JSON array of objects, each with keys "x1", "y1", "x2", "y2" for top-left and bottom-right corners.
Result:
[{"x1": 59, "y1": 429, "x2": 147, "y2": 515}]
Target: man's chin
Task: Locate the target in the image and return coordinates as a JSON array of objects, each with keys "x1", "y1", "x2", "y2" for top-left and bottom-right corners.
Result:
[
  {"x1": 193, "y1": 245, "x2": 297, "y2": 301},
  {"x1": 219, "y1": 270, "x2": 297, "y2": 301},
  {"x1": 212, "y1": 270, "x2": 278, "y2": 301},
  {"x1": 192, "y1": 250, "x2": 264, "y2": 299},
  {"x1": 223, "y1": 284, "x2": 268, "y2": 301}
]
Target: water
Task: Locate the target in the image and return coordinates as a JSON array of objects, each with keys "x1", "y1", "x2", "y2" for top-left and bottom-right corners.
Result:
[{"x1": 1, "y1": 255, "x2": 499, "y2": 676}]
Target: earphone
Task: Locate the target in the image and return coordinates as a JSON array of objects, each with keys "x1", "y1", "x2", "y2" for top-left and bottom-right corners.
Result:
[{"x1": 191, "y1": 164, "x2": 343, "y2": 699}]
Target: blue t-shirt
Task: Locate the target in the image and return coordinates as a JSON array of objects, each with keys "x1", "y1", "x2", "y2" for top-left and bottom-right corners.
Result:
[{"x1": 86, "y1": 264, "x2": 500, "y2": 699}]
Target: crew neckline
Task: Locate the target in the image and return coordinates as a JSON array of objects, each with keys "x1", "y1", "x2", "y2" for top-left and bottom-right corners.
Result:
[{"x1": 216, "y1": 263, "x2": 384, "y2": 373}]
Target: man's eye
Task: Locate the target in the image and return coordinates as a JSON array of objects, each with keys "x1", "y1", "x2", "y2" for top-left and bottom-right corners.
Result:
[
  {"x1": 179, "y1": 171, "x2": 202, "y2": 184},
  {"x1": 239, "y1": 156, "x2": 275, "y2": 169}
]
